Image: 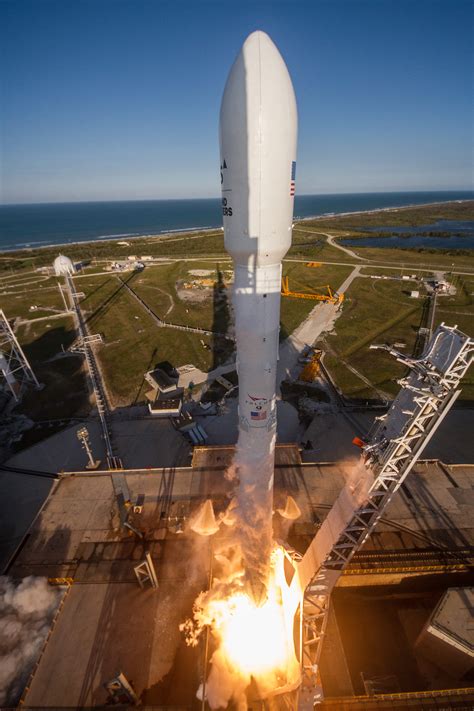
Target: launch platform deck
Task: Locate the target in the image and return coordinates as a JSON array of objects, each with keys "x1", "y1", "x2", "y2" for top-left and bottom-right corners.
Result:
[{"x1": 10, "y1": 446, "x2": 474, "y2": 707}]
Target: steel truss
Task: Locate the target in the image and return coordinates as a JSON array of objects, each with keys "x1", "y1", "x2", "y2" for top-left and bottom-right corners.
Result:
[
  {"x1": 301, "y1": 324, "x2": 474, "y2": 694},
  {"x1": 65, "y1": 276, "x2": 122, "y2": 469},
  {"x1": 0, "y1": 309, "x2": 39, "y2": 400}
]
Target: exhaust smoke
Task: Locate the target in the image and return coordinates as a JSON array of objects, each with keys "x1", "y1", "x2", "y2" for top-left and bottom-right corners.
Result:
[{"x1": 0, "y1": 576, "x2": 62, "y2": 705}]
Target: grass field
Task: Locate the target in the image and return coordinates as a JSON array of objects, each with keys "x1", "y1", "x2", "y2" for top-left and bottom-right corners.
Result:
[
  {"x1": 76, "y1": 274, "x2": 220, "y2": 405},
  {"x1": 340, "y1": 245, "x2": 474, "y2": 271},
  {"x1": 321, "y1": 278, "x2": 426, "y2": 399},
  {"x1": 321, "y1": 273, "x2": 474, "y2": 400},
  {"x1": 0, "y1": 276, "x2": 67, "y2": 320},
  {"x1": 15, "y1": 315, "x2": 76, "y2": 361},
  {"x1": 302, "y1": 200, "x2": 474, "y2": 230},
  {"x1": 74, "y1": 262, "x2": 357, "y2": 404},
  {"x1": 128, "y1": 261, "x2": 232, "y2": 332},
  {"x1": 11, "y1": 315, "x2": 90, "y2": 420},
  {"x1": 287, "y1": 228, "x2": 356, "y2": 262},
  {"x1": 0, "y1": 230, "x2": 227, "y2": 273}
]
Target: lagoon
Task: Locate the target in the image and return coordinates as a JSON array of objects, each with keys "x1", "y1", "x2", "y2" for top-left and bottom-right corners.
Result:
[{"x1": 342, "y1": 220, "x2": 474, "y2": 250}]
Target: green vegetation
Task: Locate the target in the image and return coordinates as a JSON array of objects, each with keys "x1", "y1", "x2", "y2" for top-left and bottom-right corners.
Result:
[
  {"x1": 77, "y1": 274, "x2": 220, "y2": 405},
  {"x1": 12, "y1": 316, "x2": 89, "y2": 420},
  {"x1": 0, "y1": 229, "x2": 226, "y2": 273},
  {"x1": 341, "y1": 245, "x2": 474, "y2": 270},
  {"x1": 15, "y1": 316, "x2": 76, "y2": 361},
  {"x1": 301, "y1": 200, "x2": 474, "y2": 230},
  {"x1": 321, "y1": 273, "x2": 474, "y2": 400},
  {"x1": 288, "y1": 227, "x2": 355, "y2": 262},
  {"x1": 321, "y1": 278, "x2": 426, "y2": 399},
  {"x1": 0, "y1": 276, "x2": 67, "y2": 319},
  {"x1": 129, "y1": 261, "x2": 232, "y2": 332}
]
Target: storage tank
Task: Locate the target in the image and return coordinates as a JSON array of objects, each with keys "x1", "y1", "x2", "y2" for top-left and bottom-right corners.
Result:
[{"x1": 53, "y1": 255, "x2": 75, "y2": 276}]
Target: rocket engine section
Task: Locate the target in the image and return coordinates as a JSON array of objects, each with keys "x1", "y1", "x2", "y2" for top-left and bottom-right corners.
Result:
[{"x1": 220, "y1": 31, "x2": 298, "y2": 599}]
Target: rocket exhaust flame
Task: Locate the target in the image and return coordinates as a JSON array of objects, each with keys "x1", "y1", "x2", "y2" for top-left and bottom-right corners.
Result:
[{"x1": 181, "y1": 546, "x2": 302, "y2": 709}]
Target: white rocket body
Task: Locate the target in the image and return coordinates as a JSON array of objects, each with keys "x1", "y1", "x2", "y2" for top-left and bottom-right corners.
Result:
[{"x1": 220, "y1": 31, "x2": 297, "y2": 596}]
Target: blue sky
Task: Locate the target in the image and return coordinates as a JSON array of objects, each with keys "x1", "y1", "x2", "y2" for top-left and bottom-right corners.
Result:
[{"x1": 1, "y1": 0, "x2": 472, "y2": 204}]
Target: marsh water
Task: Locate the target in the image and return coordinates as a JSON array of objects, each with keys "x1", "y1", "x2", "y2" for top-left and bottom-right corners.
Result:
[{"x1": 342, "y1": 220, "x2": 474, "y2": 249}]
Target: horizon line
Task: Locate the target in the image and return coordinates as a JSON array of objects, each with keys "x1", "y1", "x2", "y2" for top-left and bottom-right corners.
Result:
[{"x1": 2, "y1": 188, "x2": 473, "y2": 208}]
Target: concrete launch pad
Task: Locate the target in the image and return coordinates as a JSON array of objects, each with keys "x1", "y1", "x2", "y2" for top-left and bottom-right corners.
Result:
[{"x1": 7, "y1": 445, "x2": 474, "y2": 707}]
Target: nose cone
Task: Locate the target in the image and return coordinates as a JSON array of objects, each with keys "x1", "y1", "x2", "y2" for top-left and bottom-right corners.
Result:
[{"x1": 220, "y1": 31, "x2": 298, "y2": 266}]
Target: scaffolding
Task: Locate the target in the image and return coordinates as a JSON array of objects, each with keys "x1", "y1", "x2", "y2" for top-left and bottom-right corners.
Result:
[
  {"x1": 298, "y1": 324, "x2": 474, "y2": 698},
  {"x1": 0, "y1": 309, "x2": 39, "y2": 401}
]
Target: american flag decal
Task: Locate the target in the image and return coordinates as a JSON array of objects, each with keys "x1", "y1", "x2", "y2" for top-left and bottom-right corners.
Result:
[
  {"x1": 251, "y1": 410, "x2": 267, "y2": 421},
  {"x1": 290, "y1": 161, "x2": 296, "y2": 196}
]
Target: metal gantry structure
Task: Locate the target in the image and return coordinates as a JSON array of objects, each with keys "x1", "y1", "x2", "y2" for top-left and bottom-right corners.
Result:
[
  {"x1": 65, "y1": 276, "x2": 122, "y2": 469},
  {"x1": 0, "y1": 309, "x2": 40, "y2": 401},
  {"x1": 298, "y1": 324, "x2": 474, "y2": 699}
]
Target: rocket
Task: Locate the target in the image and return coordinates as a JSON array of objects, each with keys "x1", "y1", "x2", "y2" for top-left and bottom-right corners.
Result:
[{"x1": 219, "y1": 31, "x2": 297, "y2": 601}]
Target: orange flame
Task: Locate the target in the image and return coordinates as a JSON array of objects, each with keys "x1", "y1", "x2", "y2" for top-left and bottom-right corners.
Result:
[{"x1": 183, "y1": 546, "x2": 302, "y2": 706}]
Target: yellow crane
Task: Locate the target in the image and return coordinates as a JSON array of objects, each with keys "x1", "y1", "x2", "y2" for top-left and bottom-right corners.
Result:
[{"x1": 281, "y1": 276, "x2": 344, "y2": 305}]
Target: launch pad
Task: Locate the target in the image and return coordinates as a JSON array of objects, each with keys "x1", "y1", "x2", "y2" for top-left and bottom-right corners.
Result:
[{"x1": 6, "y1": 443, "x2": 473, "y2": 707}]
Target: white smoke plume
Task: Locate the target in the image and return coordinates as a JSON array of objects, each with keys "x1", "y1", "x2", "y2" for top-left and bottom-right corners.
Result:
[
  {"x1": 0, "y1": 576, "x2": 61, "y2": 705},
  {"x1": 233, "y1": 450, "x2": 274, "y2": 599}
]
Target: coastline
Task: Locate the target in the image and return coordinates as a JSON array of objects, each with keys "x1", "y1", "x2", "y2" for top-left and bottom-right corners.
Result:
[{"x1": 0, "y1": 197, "x2": 472, "y2": 255}]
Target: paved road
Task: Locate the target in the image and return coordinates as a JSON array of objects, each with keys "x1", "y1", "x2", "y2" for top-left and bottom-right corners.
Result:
[{"x1": 293, "y1": 227, "x2": 367, "y2": 261}]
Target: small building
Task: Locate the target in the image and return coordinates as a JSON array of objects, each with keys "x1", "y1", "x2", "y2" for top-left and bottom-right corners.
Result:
[
  {"x1": 145, "y1": 368, "x2": 178, "y2": 395},
  {"x1": 415, "y1": 587, "x2": 474, "y2": 679},
  {"x1": 53, "y1": 255, "x2": 76, "y2": 276},
  {"x1": 410, "y1": 290, "x2": 420, "y2": 298},
  {"x1": 148, "y1": 397, "x2": 182, "y2": 418}
]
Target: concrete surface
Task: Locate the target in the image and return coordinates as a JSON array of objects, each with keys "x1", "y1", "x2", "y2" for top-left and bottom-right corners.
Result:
[{"x1": 10, "y1": 448, "x2": 474, "y2": 707}]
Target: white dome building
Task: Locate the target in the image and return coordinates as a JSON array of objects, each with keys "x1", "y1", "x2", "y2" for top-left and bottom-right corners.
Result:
[{"x1": 53, "y1": 255, "x2": 76, "y2": 276}]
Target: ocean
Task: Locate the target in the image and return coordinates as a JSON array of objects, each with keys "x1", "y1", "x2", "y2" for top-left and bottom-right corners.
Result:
[{"x1": 0, "y1": 191, "x2": 473, "y2": 252}]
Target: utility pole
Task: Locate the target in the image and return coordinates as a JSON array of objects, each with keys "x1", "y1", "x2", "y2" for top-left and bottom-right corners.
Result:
[{"x1": 76, "y1": 426, "x2": 101, "y2": 470}]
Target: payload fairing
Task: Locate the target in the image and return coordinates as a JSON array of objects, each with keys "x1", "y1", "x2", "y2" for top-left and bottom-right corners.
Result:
[{"x1": 220, "y1": 31, "x2": 297, "y2": 598}]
